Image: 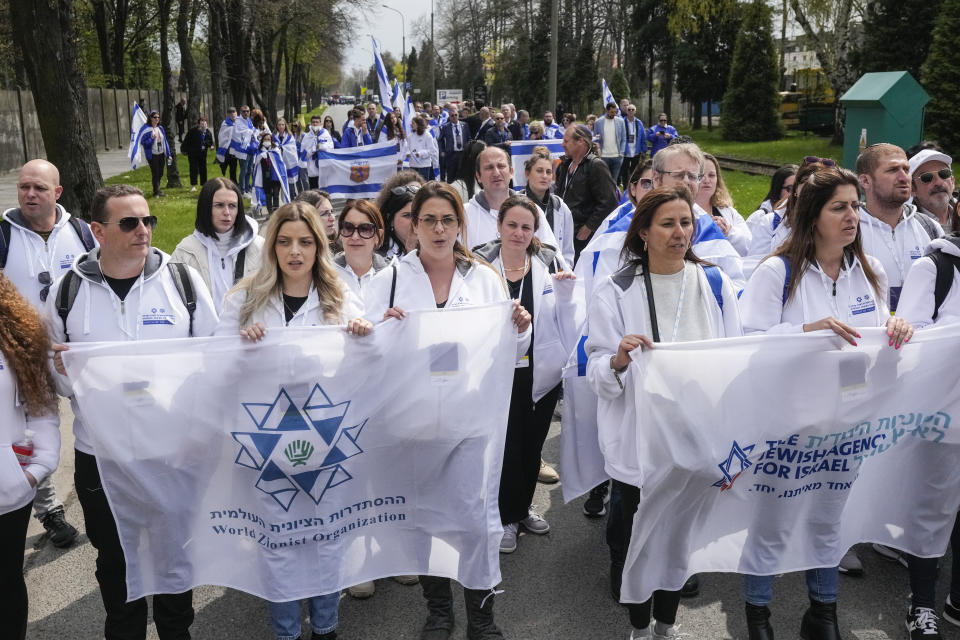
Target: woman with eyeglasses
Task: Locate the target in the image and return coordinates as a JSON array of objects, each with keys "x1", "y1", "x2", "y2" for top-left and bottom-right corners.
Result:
[
  {"x1": 584, "y1": 186, "x2": 742, "y2": 640},
  {"x1": 333, "y1": 199, "x2": 391, "y2": 297},
  {"x1": 215, "y1": 200, "x2": 368, "y2": 640},
  {"x1": 523, "y1": 147, "x2": 575, "y2": 266},
  {"x1": 472, "y1": 195, "x2": 577, "y2": 553},
  {"x1": 696, "y1": 154, "x2": 752, "y2": 256},
  {"x1": 138, "y1": 110, "x2": 171, "y2": 198},
  {"x1": 364, "y1": 180, "x2": 531, "y2": 640},
  {"x1": 0, "y1": 272, "x2": 60, "y2": 640},
  {"x1": 746, "y1": 165, "x2": 798, "y2": 259},
  {"x1": 738, "y1": 167, "x2": 912, "y2": 640},
  {"x1": 172, "y1": 178, "x2": 264, "y2": 313}
]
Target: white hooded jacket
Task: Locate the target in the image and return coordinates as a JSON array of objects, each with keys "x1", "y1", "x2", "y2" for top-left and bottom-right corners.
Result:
[{"x1": 896, "y1": 237, "x2": 960, "y2": 329}]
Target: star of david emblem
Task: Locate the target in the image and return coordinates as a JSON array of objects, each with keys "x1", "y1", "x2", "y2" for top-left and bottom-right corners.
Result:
[
  {"x1": 231, "y1": 384, "x2": 366, "y2": 511},
  {"x1": 712, "y1": 440, "x2": 755, "y2": 491}
]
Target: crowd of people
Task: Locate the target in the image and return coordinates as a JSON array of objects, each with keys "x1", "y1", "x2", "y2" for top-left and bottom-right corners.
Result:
[{"x1": 3, "y1": 96, "x2": 960, "y2": 640}]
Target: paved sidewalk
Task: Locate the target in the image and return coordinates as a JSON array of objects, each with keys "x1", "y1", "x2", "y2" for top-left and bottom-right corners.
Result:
[{"x1": 0, "y1": 148, "x2": 133, "y2": 208}]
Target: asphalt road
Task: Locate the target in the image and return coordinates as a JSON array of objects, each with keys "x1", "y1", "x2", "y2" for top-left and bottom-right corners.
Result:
[{"x1": 22, "y1": 398, "x2": 960, "y2": 640}]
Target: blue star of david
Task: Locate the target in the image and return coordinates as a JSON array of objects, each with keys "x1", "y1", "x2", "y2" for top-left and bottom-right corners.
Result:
[
  {"x1": 712, "y1": 440, "x2": 755, "y2": 490},
  {"x1": 231, "y1": 384, "x2": 366, "y2": 511}
]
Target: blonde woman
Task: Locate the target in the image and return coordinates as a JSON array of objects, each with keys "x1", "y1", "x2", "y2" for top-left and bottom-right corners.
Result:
[{"x1": 696, "y1": 153, "x2": 752, "y2": 256}]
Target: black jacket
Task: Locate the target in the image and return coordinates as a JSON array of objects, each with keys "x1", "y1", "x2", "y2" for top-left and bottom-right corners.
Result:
[
  {"x1": 181, "y1": 126, "x2": 213, "y2": 156},
  {"x1": 554, "y1": 153, "x2": 619, "y2": 231}
]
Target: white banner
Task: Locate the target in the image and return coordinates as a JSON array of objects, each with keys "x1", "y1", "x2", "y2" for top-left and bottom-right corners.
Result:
[
  {"x1": 316, "y1": 140, "x2": 400, "y2": 199},
  {"x1": 615, "y1": 325, "x2": 960, "y2": 604},
  {"x1": 62, "y1": 304, "x2": 515, "y2": 602}
]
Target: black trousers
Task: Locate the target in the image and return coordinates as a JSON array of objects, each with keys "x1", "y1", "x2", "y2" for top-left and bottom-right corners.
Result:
[
  {"x1": 309, "y1": 176, "x2": 319, "y2": 189},
  {"x1": 75, "y1": 450, "x2": 194, "y2": 640},
  {"x1": 620, "y1": 154, "x2": 641, "y2": 186},
  {"x1": 0, "y1": 500, "x2": 32, "y2": 640},
  {"x1": 220, "y1": 155, "x2": 237, "y2": 183},
  {"x1": 908, "y1": 511, "x2": 960, "y2": 608},
  {"x1": 264, "y1": 181, "x2": 280, "y2": 212},
  {"x1": 499, "y1": 373, "x2": 561, "y2": 524},
  {"x1": 443, "y1": 151, "x2": 463, "y2": 183},
  {"x1": 613, "y1": 480, "x2": 682, "y2": 628},
  {"x1": 187, "y1": 152, "x2": 207, "y2": 186},
  {"x1": 148, "y1": 155, "x2": 166, "y2": 196}
]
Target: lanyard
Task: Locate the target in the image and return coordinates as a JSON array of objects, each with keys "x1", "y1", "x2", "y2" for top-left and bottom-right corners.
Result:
[{"x1": 642, "y1": 263, "x2": 687, "y2": 342}]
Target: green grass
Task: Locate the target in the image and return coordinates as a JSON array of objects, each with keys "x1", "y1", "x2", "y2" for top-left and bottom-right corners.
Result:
[
  {"x1": 724, "y1": 171, "x2": 772, "y2": 216},
  {"x1": 679, "y1": 127, "x2": 842, "y2": 167},
  {"x1": 106, "y1": 155, "x2": 213, "y2": 253}
]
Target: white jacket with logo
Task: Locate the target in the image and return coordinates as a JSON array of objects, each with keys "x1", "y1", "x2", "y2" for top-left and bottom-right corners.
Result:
[
  {"x1": 2, "y1": 205, "x2": 98, "y2": 310},
  {"x1": 215, "y1": 280, "x2": 364, "y2": 334},
  {"x1": 363, "y1": 250, "x2": 531, "y2": 360},
  {"x1": 584, "y1": 261, "x2": 743, "y2": 486},
  {"x1": 896, "y1": 237, "x2": 960, "y2": 329},
  {"x1": 739, "y1": 252, "x2": 890, "y2": 334},
  {"x1": 0, "y1": 357, "x2": 59, "y2": 515},
  {"x1": 859, "y1": 204, "x2": 942, "y2": 305},
  {"x1": 44, "y1": 248, "x2": 219, "y2": 455},
  {"x1": 473, "y1": 241, "x2": 581, "y2": 401},
  {"x1": 464, "y1": 191, "x2": 562, "y2": 262}
]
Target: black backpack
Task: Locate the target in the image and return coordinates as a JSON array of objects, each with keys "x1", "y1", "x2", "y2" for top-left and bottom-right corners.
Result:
[
  {"x1": 56, "y1": 262, "x2": 197, "y2": 341},
  {"x1": 0, "y1": 216, "x2": 96, "y2": 268},
  {"x1": 929, "y1": 248, "x2": 960, "y2": 321}
]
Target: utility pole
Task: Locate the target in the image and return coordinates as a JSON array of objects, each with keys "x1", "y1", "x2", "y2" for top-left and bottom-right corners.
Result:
[
  {"x1": 430, "y1": 0, "x2": 435, "y2": 103},
  {"x1": 548, "y1": 0, "x2": 558, "y2": 113},
  {"x1": 381, "y1": 6, "x2": 406, "y2": 87}
]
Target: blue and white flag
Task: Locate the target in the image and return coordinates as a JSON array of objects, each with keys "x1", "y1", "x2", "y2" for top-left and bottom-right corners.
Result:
[
  {"x1": 216, "y1": 117, "x2": 234, "y2": 164},
  {"x1": 128, "y1": 103, "x2": 149, "y2": 170},
  {"x1": 602, "y1": 78, "x2": 619, "y2": 114},
  {"x1": 253, "y1": 148, "x2": 291, "y2": 207},
  {"x1": 510, "y1": 139, "x2": 565, "y2": 189},
  {"x1": 316, "y1": 139, "x2": 400, "y2": 198},
  {"x1": 614, "y1": 324, "x2": 960, "y2": 604},
  {"x1": 372, "y1": 37, "x2": 394, "y2": 113},
  {"x1": 61, "y1": 304, "x2": 516, "y2": 601},
  {"x1": 275, "y1": 132, "x2": 300, "y2": 183},
  {"x1": 392, "y1": 79, "x2": 405, "y2": 116},
  {"x1": 404, "y1": 94, "x2": 416, "y2": 144}
]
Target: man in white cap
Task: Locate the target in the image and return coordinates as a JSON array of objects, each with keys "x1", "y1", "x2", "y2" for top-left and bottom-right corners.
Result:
[{"x1": 910, "y1": 148, "x2": 959, "y2": 234}]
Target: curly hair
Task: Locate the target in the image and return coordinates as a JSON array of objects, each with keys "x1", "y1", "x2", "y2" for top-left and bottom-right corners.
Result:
[{"x1": 0, "y1": 273, "x2": 56, "y2": 415}]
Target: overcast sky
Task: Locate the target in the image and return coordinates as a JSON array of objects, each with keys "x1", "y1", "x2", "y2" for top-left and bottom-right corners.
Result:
[{"x1": 342, "y1": 1, "x2": 434, "y2": 76}]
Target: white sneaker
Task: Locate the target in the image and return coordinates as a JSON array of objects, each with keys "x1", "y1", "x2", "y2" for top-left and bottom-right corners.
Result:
[
  {"x1": 190, "y1": 186, "x2": 197, "y2": 192},
  {"x1": 346, "y1": 580, "x2": 375, "y2": 599},
  {"x1": 500, "y1": 523, "x2": 518, "y2": 553},
  {"x1": 653, "y1": 621, "x2": 679, "y2": 639},
  {"x1": 838, "y1": 546, "x2": 864, "y2": 576},
  {"x1": 520, "y1": 510, "x2": 550, "y2": 535},
  {"x1": 629, "y1": 626, "x2": 652, "y2": 639}
]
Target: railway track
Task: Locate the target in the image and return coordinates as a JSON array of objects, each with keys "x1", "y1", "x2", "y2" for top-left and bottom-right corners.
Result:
[{"x1": 713, "y1": 154, "x2": 782, "y2": 177}]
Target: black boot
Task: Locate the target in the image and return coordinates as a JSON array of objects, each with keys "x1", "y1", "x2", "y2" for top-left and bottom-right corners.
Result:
[
  {"x1": 419, "y1": 576, "x2": 454, "y2": 640},
  {"x1": 745, "y1": 603, "x2": 774, "y2": 640},
  {"x1": 680, "y1": 574, "x2": 700, "y2": 598},
  {"x1": 311, "y1": 632, "x2": 336, "y2": 640},
  {"x1": 463, "y1": 587, "x2": 504, "y2": 640},
  {"x1": 800, "y1": 600, "x2": 842, "y2": 640}
]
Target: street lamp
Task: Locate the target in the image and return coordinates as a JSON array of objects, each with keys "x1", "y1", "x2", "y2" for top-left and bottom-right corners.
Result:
[{"x1": 381, "y1": 4, "x2": 406, "y2": 90}]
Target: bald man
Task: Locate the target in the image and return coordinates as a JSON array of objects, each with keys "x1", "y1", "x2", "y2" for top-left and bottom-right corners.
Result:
[{"x1": 1, "y1": 159, "x2": 96, "y2": 548}]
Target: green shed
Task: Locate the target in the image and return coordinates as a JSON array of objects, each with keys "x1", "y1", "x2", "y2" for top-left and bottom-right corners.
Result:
[{"x1": 838, "y1": 71, "x2": 930, "y2": 169}]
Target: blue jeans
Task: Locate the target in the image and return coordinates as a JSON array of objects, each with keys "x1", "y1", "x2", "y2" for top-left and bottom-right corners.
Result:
[
  {"x1": 601, "y1": 156, "x2": 623, "y2": 184},
  {"x1": 239, "y1": 154, "x2": 256, "y2": 192},
  {"x1": 268, "y1": 593, "x2": 339, "y2": 640},
  {"x1": 743, "y1": 567, "x2": 839, "y2": 606}
]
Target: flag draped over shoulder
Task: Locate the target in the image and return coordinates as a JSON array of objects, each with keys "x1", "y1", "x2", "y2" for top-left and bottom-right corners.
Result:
[
  {"x1": 61, "y1": 304, "x2": 516, "y2": 602},
  {"x1": 253, "y1": 148, "x2": 291, "y2": 207},
  {"x1": 128, "y1": 103, "x2": 149, "y2": 170},
  {"x1": 510, "y1": 140, "x2": 564, "y2": 189},
  {"x1": 615, "y1": 325, "x2": 960, "y2": 604},
  {"x1": 372, "y1": 37, "x2": 394, "y2": 113},
  {"x1": 316, "y1": 139, "x2": 400, "y2": 198}
]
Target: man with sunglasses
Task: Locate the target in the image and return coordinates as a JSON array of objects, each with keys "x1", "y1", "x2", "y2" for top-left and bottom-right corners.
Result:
[
  {"x1": 647, "y1": 113, "x2": 678, "y2": 157},
  {"x1": 856, "y1": 143, "x2": 944, "y2": 312},
  {"x1": 619, "y1": 104, "x2": 647, "y2": 188},
  {"x1": 44, "y1": 184, "x2": 218, "y2": 640},
  {"x1": 910, "y1": 148, "x2": 959, "y2": 234},
  {"x1": 0, "y1": 158, "x2": 93, "y2": 549}
]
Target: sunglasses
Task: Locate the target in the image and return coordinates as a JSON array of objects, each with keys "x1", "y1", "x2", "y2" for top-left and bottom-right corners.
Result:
[
  {"x1": 341, "y1": 221, "x2": 377, "y2": 239},
  {"x1": 918, "y1": 168, "x2": 953, "y2": 183},
  {"x1": 803, "y1": 156, "x2": 837, "y2": 167},
  {"x1": 391, "y1": 184, "x2": 421, "y2": 197},
  {"x1": 100, "y1": 215, "x2": 158, "y2": 232},
  {"x1": 38, "y1": 270, "x2": 52, "y2": 302}
]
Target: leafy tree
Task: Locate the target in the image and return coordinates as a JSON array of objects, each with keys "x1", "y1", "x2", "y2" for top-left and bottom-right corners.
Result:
[
  {"x1": 921, "y1": 0, "x2": 960, "y2": 150},
  {"x1": 721, "y1": 0, "x2": 782, "y2": 141},
  {"x1": 856, "y1": 0, "x2": 940, "y2": 79},
  {"x1": 609, "y1": 68, "x2": 630, "y2": 104}
]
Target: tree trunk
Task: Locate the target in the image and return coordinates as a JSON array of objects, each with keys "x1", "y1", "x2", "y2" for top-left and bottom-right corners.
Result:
[
  {"x1": 158, "y1": 0, "x2": 182, "y2": 188},
  {"x1": 90, "y1": 0, "x2": 115, "y2": 86},
  {"x1": 225, "y1": 0, "x2": 250, "y2": 107},
  {"x1": 9, "y1": 0, "x2": 103, "y2": 216},
  {"x1": 707, "y1": 98, "x2": 713, "y2": 132},
  {"x1": 176, "y1": 0, "x2": 202, "y2": 124},
  {"x1": 208, "y1": 0, "x2": 226, "y2": 148}
]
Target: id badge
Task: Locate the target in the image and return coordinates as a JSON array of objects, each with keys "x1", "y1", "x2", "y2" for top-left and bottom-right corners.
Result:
[{"x1": 515, "y1": 355, "x2": 530, "y2": 369}]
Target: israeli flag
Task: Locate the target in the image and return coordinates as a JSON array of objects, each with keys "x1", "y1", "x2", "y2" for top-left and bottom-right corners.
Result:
[
  {"x1": 128, "y1": 103, "x2": 149, "y2": 170},
  {"x1": 371, "y1": 37, "x2": 394, "y2": 113},
  {"x1": 253, "y1": 148, "x2": 292, "y2": 208},
  {"x1": 403, "y1": 94, "x2": 416, "y2": 142},
  {"x1": 601, "y1": 78, "x2": 620, "y2": 115},
  {"x1": 315, "y1": 140, "x2": 400, "y2": 198},
  {"x1": 510, "y1": 139, "x2": 565, "y2": 188},
  {"x1": 216, "y1": 117, "x2": 234, "y2": 164}
]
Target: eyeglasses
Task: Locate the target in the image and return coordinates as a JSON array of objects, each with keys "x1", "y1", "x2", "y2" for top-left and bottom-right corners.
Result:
[
  {"x1": 659, "y1": 170, "x2": 703, "y2": 183},
  {"x1": 38, "y1": 270, "x2": 52, "y2": 302},
  {"x1": 391, "y1": 184, "x2": 421, "y2": 197},
  {"x1": 317, "y1": 208, "x2": 335, "y2": 218},
  {"x1": 341, "y1": 221, "x2": 377, "y2": 239},
  {"x1": 638, "y1": 178, "x2": 653, "y2": 189},
  {"x1": 918, "y1": 168, "x2": 953, "y2": 183},
  {"x1": 803, "y1": 156, "x2": 837, "y2": 167},
  {"x1": 100, "y1": 215, "x2": 158, "y2": 232},
  {"x1": 418, "y1": 214, "x2": 458, "y2": 229}
]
